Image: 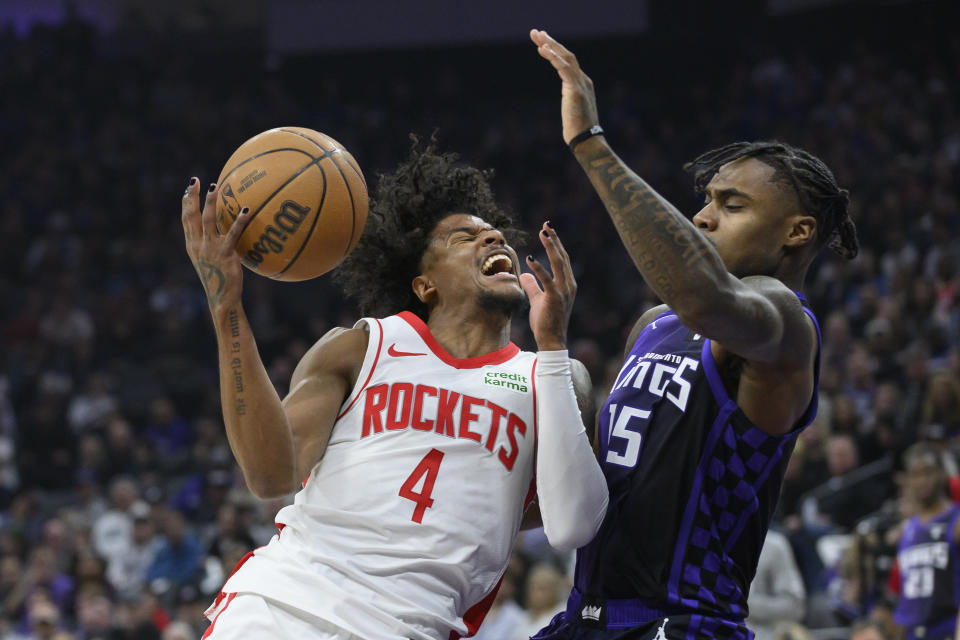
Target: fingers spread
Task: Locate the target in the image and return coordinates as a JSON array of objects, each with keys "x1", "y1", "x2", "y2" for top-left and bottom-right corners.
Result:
[{"x1": 525, "y1": 254, "x2": 557, "y2": 295}]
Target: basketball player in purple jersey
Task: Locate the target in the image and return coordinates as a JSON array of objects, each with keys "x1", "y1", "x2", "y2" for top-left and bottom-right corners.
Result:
[
  {"x1": 530, "y1": 29, "x2": 859, "y2": 638},
  {"x1": 893, "y1": 443, "x2": 960, "y2": 640},
  {"x1": 181, "y1": 141, "x2": 607, "y2": 639}
]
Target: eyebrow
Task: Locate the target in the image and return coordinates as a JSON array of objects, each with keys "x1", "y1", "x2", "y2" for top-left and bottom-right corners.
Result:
[
  {"x1": 446, "y1": 225, "x2": 491, "y2": 238},
  {"x1": 707, "y1": 187, "x2": 753, "y2": 200}
]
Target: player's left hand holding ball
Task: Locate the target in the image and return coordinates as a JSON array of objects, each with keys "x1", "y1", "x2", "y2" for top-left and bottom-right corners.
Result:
[
  {"x1": 521, "y1": 222, "x2": 576, "y2": 352},
  {"x1": 181, "y1": 178, "x2": 253, "y2": 311}
]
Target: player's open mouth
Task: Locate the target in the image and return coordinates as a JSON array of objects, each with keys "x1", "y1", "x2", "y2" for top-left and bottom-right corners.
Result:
[{"x1": 480, "y1": 253, "x2": 516, "y2": 280}]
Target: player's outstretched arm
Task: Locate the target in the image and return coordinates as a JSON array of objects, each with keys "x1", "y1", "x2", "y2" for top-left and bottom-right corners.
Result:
[
  {"x1": 522, "y1": 223, "x2": 608, "y2": 550},
  {"x1": 529, "y1": 29, "x2": 812, "y2": 371},
  {"x1": 182, "y1": 179, "x2": 358, "y2": 497}
]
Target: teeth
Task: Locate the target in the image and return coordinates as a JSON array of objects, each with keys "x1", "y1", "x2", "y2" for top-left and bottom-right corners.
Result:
[{"x1": 482, "y1": 254, "x2": 513, "y2": 275}]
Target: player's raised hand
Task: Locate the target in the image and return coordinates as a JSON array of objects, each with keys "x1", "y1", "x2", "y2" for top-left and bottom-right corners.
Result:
[
  {"x1": 181, "y1": 178, "x2": 252, "y2": 310},
  {"x1": 521, "y1": 222, "x2": 577, "y2": 352},
  {"x1": 530, "y1": 29, "x2": 600, "y2": 146}
]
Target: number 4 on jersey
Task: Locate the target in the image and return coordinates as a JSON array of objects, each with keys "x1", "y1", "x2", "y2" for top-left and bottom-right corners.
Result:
[{"x1": 399, "y1": 449, "x2": 445, "y2": 523}]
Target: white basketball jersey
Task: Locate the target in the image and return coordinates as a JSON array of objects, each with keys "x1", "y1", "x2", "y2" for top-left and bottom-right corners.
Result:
[{"x1": 219, "y1": 312, "x2": 539, "y2": 639}]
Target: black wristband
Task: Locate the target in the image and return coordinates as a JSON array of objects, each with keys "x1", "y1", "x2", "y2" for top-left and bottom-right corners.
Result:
[{"x1": 568, "y1": 125, "x2": 604, "y2": 151}]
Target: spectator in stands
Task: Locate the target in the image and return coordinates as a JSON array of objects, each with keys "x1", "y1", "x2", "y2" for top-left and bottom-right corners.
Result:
[
  {"x1": 145, "y1": 509, "x2": 202, "y2": 598},
  {"x1": 747, "y1": 529, "x2": 806, "y2": 640},
  {"x1": 142, "y1": 398, "x2": 193, "y2": 466},
  {"x1": 512, "y1": 563, "x2": 567, "y2": 640},
  {"x1": 66, "y1": 374, "x2": 116, "y2": 435},
  {"x1": 91, "y1": 477, "x2": 139, "y2": 568},
  {"x1": 849, "y1": 619, "x2": 890, "y2": 640},
  {"x1": 25, "y1": 598, "x2": 60, "y2": 640},
  {"x1": 106, "y1": 501, "x2": 161, "y2": 595},
  {"x1": 923, "y1": 373, "x2": 960, "y2": 440},
  {"x1": 806, "y1": 434, "x2": 889, "y2": 530},
  {"x1": 473, "y1": 554, "x2": 525, "y2": 640}
]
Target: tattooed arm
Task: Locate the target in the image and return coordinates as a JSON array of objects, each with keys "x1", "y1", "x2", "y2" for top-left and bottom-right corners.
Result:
[
  {"x1": 529, "y1": 30, "x2": 815, "y2": 371},
  {"x1": 181, "y1": 179, "x2": 361, "y2": 496}
]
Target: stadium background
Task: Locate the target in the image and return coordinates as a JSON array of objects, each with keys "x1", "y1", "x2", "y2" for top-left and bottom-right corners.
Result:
[{"x1": 0, "y1": 0, "x2": 958, "y2": 638}]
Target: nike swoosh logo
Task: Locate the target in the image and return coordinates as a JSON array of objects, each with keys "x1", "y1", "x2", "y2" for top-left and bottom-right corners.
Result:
[{"x1": 388, "y1": 344, "x2": 427, "y2": 357}]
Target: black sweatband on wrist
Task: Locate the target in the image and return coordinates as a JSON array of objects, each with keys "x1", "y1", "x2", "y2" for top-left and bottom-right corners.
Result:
[{"x1": 568, "y1": 125, "x2": 604, "y2": 151}]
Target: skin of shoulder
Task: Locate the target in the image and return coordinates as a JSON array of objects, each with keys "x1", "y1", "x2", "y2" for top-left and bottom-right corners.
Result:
[
  {"x1": 281, "y1": 325, "x2": 370, "y2": 483},
  {"x1": 711, "y1": 276, "x2": 818, "y2": 435},
  {"x1": 623, "y1": 277, "x2": 817, "y2": 436}
]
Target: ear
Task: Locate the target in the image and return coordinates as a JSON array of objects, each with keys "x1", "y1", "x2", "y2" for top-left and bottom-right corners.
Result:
[
  {"x1": 412, "y1": 275, "x2": 437, "y2": 305},
  {"x1": 785, "y1": 215, "x2": 817, "y2": 249}
]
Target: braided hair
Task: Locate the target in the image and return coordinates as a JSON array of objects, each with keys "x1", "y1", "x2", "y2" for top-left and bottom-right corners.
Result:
[
  {"x1": 684, "y1": 141, "x2": 858, "y2": 259},
  {"x1": 334, "y1": 135, "x2": 523, "y2": 318}
]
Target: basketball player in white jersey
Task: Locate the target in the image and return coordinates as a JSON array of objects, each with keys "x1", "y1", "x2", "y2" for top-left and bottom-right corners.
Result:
[{"x1": 181, "y1": 139, "x2": 608, "y2": 639}]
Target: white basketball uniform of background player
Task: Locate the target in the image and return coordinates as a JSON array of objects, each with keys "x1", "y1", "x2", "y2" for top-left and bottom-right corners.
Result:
[{"x1": 204, "y1": 312, "x2": 539, "y2": 640}]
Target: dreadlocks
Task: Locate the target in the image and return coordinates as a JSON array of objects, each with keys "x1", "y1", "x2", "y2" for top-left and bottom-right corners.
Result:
[
  {"x1": 334, "y1": 135, "x2": 523, "y2": 318},
  {"x1": 684, "y1": 141, "x2": 858, "y2": 259}
]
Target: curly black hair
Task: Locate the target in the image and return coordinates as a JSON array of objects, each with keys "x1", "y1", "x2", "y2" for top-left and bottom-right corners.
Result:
[
  {"x1": 335, "y1": 135, "x2": 524, "y2": 318},
  {"x1": 684, "y1": 141, "x2": 858, "y2": 260}
]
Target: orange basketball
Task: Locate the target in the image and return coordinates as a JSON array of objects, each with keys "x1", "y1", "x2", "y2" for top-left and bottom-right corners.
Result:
[{"x1": 215, "y1": 127, "x2": 368, "y2": 282}]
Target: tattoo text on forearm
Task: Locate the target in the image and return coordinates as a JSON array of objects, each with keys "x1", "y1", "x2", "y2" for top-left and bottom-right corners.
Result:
[{"x1": 228, "y1": 311, "x2": 245, "y2": 415}]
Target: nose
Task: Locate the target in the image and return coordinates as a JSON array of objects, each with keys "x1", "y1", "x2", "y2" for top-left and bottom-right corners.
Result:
[
  {"x1": 692, "y1": 206, "x2": 717, "y2": 232},
  {"x1": 481, "y1": 228, "x2": 506, "y2": 246}
]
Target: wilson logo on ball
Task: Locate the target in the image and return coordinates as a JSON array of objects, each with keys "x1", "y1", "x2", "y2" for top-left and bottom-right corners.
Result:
[{"x1": 243, "y1": 199, "x2": 311, "y2": 266}]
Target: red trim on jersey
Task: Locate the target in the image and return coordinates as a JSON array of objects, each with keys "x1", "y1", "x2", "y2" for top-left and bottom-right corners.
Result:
[
  {"x1": 449, "y1": 574, "x2": 506, "y2": 639},
  {"x1": 950, "y1": 475, "x2": 960, "y2": 503},
  {"x1": 202, "y1": 592, "x2": 237, "y2": 638},
  {"x1": 336, "y1": 318, "x2": 385, "y2": 420},
  {"x1": 208, "y1": 549, "x2": 256, "y2": 613},
  {"x1": 397, "y1": 311, "x2": 520, "y2": 369}
]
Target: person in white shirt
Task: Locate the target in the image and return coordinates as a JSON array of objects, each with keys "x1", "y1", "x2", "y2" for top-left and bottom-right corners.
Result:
[{"x1": 746, "y1": 529, "x2": 806, "y2": 640}]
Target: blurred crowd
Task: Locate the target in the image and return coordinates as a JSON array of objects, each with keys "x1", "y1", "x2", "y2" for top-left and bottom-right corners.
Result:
[{"x1": 0, "y1": 3, "x2": 958, "y2": 639}]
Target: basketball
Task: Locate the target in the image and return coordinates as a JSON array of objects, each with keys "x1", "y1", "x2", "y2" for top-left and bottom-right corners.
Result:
[{"x1": 215, "y1": 127, "x2": 368, "y2": 282}]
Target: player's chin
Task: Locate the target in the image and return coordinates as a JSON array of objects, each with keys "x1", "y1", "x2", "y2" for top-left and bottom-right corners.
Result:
[{"x1": 478, "y1": 284, "x2": 528, "y2": 316}]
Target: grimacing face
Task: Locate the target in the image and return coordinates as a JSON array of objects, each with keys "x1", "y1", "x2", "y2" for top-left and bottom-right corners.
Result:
[
  {"x1": 691, "y1": 157, "x2": 815, "y2": 278},
  {"x1": 416, "y1": 214, "x2": 525, "y2": 314}
]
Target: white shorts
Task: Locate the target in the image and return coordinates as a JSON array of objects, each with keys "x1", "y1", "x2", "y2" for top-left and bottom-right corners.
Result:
[{"x1": 202, "y1": 592, "x2": 364, "y2": 640}]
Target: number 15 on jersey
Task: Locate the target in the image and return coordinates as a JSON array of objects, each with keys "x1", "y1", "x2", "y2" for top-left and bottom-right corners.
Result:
[{"x1": 605, "y1": 404, "x2": 650, "y2": 468}]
